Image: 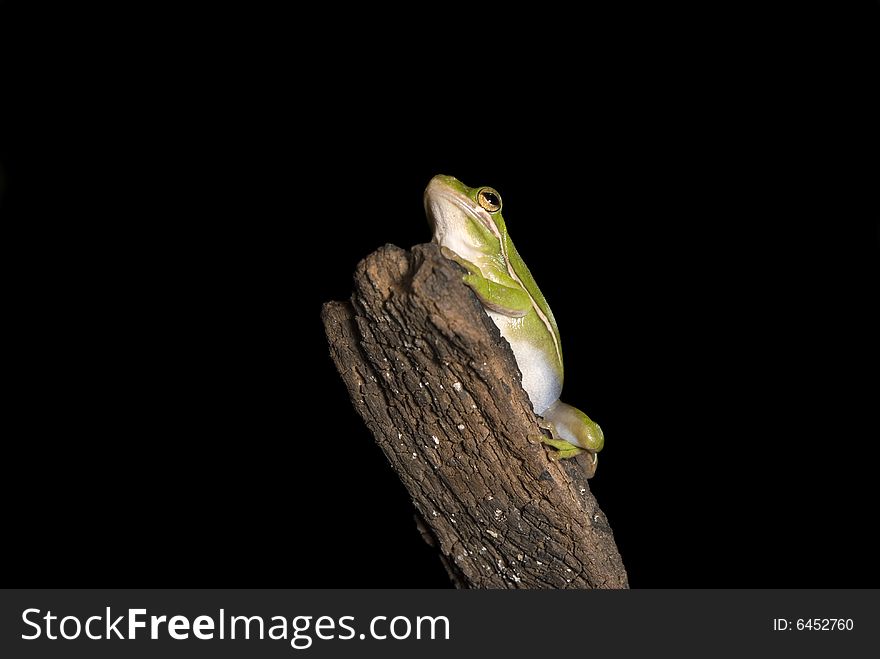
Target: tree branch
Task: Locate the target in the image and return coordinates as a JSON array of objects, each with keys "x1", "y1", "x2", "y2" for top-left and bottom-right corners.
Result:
[{"x1": 321, "y1": 243, "x2": 628, "y2": 588}]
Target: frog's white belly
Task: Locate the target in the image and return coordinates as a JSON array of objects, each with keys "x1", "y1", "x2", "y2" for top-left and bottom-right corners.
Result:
[{"x1": 487, "y1": 310, "x2": 562, "y2": 415}]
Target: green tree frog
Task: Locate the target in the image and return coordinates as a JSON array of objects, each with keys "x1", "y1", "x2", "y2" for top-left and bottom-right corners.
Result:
[{"x1": 424, "y1": 174, "x2": 604, "y2": 475}]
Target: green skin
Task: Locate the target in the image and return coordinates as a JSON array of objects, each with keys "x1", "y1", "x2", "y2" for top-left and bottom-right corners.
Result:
[{"x1": 424, "y1": 175, "x2": 604, "y2": 475}]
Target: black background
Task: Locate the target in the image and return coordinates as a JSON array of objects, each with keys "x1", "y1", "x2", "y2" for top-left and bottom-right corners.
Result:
[{"x1": 1, "y1": 3, "x2": 878, "y2": 588}]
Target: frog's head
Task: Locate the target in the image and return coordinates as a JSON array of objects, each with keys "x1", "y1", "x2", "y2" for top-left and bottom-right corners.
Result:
[{"x1": 424, "y1": 174, "x2": 507, "y2": 262}]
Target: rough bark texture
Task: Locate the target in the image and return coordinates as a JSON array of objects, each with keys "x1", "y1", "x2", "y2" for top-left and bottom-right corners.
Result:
[{"x1": 321, "y1": 243, "x2": 628, "y2": 588}]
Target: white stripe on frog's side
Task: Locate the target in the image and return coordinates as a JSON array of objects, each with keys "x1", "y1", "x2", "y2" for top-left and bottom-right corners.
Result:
[{"x1": 495, "y1": 224, "x2": 562, "y2": 369}]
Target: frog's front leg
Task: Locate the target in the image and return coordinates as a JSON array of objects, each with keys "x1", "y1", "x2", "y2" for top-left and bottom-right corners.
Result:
[{"x1": 441, "y1": 246, "x2": 532, "y2": 317}]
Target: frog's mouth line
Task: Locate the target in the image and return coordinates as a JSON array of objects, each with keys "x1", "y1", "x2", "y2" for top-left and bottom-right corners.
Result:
[{"x1": 424, "y1": 185, "x2": 500, "y2": 241}]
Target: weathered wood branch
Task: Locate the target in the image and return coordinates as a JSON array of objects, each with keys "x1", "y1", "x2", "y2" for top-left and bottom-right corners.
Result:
[{"x1": 321, "y1": 243, "x2": 628, "y2": 588}]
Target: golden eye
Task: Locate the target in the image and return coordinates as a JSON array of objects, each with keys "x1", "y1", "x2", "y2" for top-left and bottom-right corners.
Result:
[{"x1": 477, "y1": 187, "x2": 502, "y2": 213}]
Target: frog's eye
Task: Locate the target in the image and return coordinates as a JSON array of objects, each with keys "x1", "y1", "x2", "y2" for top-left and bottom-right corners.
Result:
[{"x1": 477, "y1": 187, "x2": 502, "y2": 213}]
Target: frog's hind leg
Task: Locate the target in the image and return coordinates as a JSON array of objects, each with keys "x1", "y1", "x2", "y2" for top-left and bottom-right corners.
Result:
[
  {"x1": 537, "y1": 415, "x2": 585, "y2": 459},
  {"x1": 535, "y1": 400, "x2": 603, "y2": 474},
  {"x1": 540, "y1": 435, "x2": 584, "y2": 459}
]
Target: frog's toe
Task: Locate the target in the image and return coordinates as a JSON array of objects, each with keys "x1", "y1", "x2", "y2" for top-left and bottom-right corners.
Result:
[
  {"x1": 439, "y1": 245, "x2": 459, "y2": 261},
  {"x1": 540, "y1": 436, "x2": 583, "y2": 457},
  {"x1": 556, "y1": 446, "x2": 584, "y2": 459},
  {"x1": 539, "y1": 436, "x2": 599, "y2": 476}
]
